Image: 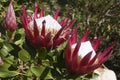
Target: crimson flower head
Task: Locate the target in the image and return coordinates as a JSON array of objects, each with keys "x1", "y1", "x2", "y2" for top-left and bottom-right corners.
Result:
[
  {"x1": 4, "y1": 2, "x2": 17, "y2": 32},
  {"x1": 20, "y1": 3, "x2": 77, "y2": 50},
  {"x1": 65, "y1": 28, "x2": 113, "y2": 75}
]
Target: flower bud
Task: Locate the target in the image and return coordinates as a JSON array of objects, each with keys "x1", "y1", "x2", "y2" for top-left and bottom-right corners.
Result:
[{"x1": 4, "y1": 2, "x2": 17, "y2": 32}]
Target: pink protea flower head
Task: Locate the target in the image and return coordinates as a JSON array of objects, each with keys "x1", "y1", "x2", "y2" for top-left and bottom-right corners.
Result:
[
  {"x1": 4, "y1": 2, "x2": 17, "y2": 32},
  {"x1": 20, "y1": 3, "x2": 77, "y2": 50},
  {"x1": 65, "y1": 28, "x2": 113, "y2": 75}
]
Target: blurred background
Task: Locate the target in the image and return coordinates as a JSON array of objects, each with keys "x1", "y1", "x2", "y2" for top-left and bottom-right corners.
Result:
[{"x1": 0, "y1": 0, "x2": 120, "y2": 79}]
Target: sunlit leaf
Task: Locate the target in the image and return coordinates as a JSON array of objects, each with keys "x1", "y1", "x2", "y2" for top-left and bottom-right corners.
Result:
[
  {"x1": 4, "y1": 56, "x2": 14, "y2": 64},
  {"x1": 31, "y1": 66, "x2": 45, "y2": 77},
  {"x1": 0, "y1": 70, "x2": 19, "y2": 78},
  {"x1": 0, "y1": 62, "x2": 11, "y2": 71},
  {"x1": 0, "y1": 48, "x2": 9, "y2": 57},
  {"x1": 18, "y1": 49, "x2": 31, "y2": 62},
  {"x1": 3, "y1": 42, "x2": 13, "y2": 52}
]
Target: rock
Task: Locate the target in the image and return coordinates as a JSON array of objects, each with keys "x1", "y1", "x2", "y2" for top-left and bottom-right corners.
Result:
[{"x1": 91, "y1": 67, "x2": 117, "y2": 80}]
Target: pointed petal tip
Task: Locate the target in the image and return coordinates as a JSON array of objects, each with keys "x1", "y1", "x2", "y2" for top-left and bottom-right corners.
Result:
[
  {"x1": 54, "y1": 9, "x2": 60, "y2": 20},
  {"x1": 10, "y1": 2, "x2": 13, "y2": 5},
  {"x1": 94, "y1": 36, "x2": 97, "y2": 39},
  {"x1": 70, "y1": 31, "x2": 77, "y2": 44},
  {"x1": 8, "y1": 2, "x2": 14, "y2": 13},
  {"x1": 92, "y1": 36, "x2": 103, "y2": 51},
  {"x1": 35, "y1": 2, "x2": 38, "y2": 6},
  {"x1": 56, "y1": 8, "x2": 60, "y2": 12},
  {"x1": 42, "y1": 20, "x2": 46, "y2": 24},
  {"x1": 34, "y1": 2, "x2": 38, "y2": 19},
  {"x1": 22, "y1": 4, "x2": 25, "y2": 8},
  {"x1": 80, "y1": 28, "x2": 90, "y2": 42},
  {"x1": 108, "y1": 44, "x2": 114, "y2": 50},
  {"x1": 87, "y1": 27, "x2": 90, "y2": 31},
  {"x1": 98, "y1": 44, "x2": 114, "y2": 62},
  {"x1": 93, "y1": 36, "x2": 103, "y2": 40},
  {"x1": 40, "y1": 8, "x2": 44, "y2": 17},
  {"x1": 68, "y1": 12, "x2": 72, "y2": 17}
]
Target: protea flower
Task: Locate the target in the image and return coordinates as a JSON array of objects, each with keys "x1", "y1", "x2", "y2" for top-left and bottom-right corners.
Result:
[
  {"x1": 4, "y1": 2, "x2": 17, "y2": 32},
  {"x1": 65, "y1": 28, "x2": 113, "y2": 75},
  {"x1": 20, "y1": 3, "x2": 77, "y2": 50}
]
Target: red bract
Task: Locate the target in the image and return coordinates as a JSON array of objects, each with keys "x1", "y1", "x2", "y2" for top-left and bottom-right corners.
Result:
[
  {"x1": 65, "y1": 28, "x2": 113, "y2": 75},
  {"x1": 4, "y1": 2, "x2": 17, "y2": 32},
  {"x1": 20, "y1": 4, "x2": 77, "y2": 50}
]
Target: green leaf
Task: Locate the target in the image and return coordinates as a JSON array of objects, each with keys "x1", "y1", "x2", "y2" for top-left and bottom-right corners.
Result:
[
  {"x1": 14, "y1": 33, "x2": 22, "y2": 42},
  {"x1": 3, "y1": 42, "x2": 13, "y2": 52},
  {"x1": 9, "y1": 43, "x2": 21, "y2": 57},
  {"x1": 0, "y1": 38, "x2": 4, "y2": 43},
  {"x1": 38, "y1": 47, "x2": 47, "y2": 60},
  {"x1": 51, "y1": 68, "x2": 63, "y2": 79},
  {"x1": 4, "y1": 56, "x2": 14, "y2": 64},
  {"x1": 56, "y1": 42, "x2": 67, "y2": 52},
  {"x1": 27, "y1": 77, "x2": 33, "y2": 80},
  {"x1": 0, "y1": 42, "x2": 3, "y2": 48},
  {"x1": 0, "y1": 62, "x2": 20, "y2": 78},
  {"x1": 0, "y1": 48, "x2": 9, "y2": 57},
  {"x1": 6, "y1": 30, "x2": 14, "y2": 40},
  {"x1": 31, "y1": 66, "x2": 45, "y2": 77},
  {"x1": 40, "y1": 67, "x2": 53, "y2": 79},
  {"x1": 0, "y1": 62, "x2": 11, "y2": 71},
  {"x1": 0, "y1": 70, "x2": 19, "y2": 78},
  {"x1": 91, "y1": 73, "x2": 99, "y2": 79},
  {"x1": 25, "y1": 69, "x2": 33, "y2": 77},
  {"x1": 14, "y1": 28, "x2": 25, "y2": 45},
  {"x1": 18, "y1": 49, "x2": 31, "y2": 62}
]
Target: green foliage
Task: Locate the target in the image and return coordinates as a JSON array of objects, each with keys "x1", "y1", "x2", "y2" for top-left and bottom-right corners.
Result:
[
  {"x1": 0, "y1": 0, "x2": 119, "y2": 79},
  {"x1": 0, "y1": 60, "x2": 19, "y2": 78},
  {"x1": 18, "y1": 49, "x2": 31, "y2": 62},
  {"x1": 0, "y1": 70, "x2": 19, "y2": 78}
]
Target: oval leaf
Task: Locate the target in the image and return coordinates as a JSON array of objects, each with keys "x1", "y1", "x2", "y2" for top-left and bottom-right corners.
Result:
[
  {"x1": 18, "y1": 49, "x2": 31, "y2": 62},
  {"x1": 0, "y1": 70, "x2": 19, "y2": 78},
  {"x1": 31, "y1": 66, "x2": 45, "y2": 77}
]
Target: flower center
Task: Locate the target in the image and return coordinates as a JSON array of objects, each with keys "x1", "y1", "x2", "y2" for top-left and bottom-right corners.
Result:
[
  {"x1": 72, "y1": 41, "x2": 96, "y2": 60},
  {"x1": 29, "y1": 15, "x2": 62, "y2": 34}
]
